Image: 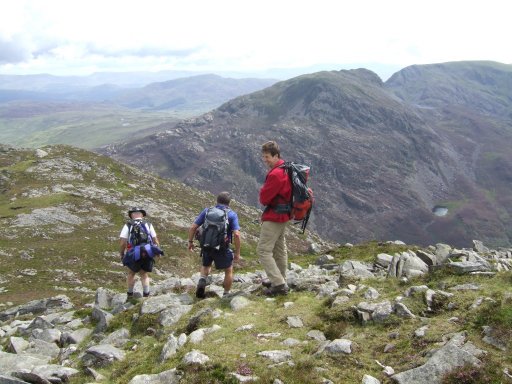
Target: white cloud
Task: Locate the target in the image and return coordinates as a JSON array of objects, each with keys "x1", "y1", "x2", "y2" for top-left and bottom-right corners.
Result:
[{"x1": 0, "y1": 0, "x2": 510, "y2": 78}]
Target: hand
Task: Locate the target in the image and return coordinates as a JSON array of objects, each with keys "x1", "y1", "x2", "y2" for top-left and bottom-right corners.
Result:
[
  {"x1": 234, "y1": 253, "x2": 241, "y2": 262},
  {"x1": 188, "y1": 241, "x2": 195, "y2": 251}
]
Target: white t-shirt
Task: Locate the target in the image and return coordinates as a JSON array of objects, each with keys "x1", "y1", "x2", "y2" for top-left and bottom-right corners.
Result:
[{"x1": 119, "y1": 221, "x2": 157, "y2": 239}]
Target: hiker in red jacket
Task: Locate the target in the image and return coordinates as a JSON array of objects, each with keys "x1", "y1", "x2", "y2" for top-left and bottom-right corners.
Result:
[{"x1": 257, "y1": 141, "x2": 292, "y2": 296}]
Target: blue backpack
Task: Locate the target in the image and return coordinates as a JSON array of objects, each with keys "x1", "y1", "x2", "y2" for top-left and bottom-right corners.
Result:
[{"x1": 123, "y1": 220, "x2": 164, "y2": 265}]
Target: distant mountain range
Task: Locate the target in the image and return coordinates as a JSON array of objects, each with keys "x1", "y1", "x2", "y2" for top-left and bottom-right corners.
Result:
[
  {"x1": 0, "y1": 73, "x2": 277, "y2": 108},
  {"x1": 102, "y1": 61, "x2": 512, "y2": 248},
  {"x1": 0, "y1": 74, "x2": 277, "y2": 148}
]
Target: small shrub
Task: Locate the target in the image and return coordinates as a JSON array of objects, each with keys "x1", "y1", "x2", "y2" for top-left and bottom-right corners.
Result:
[
  {"x1": 130, "y1": 313, "x2": 161, "y2": 336},
  {"x1": 472, "y1": 299, "x2": 512, "y2": 345},
  {"x1": 429, "y1": 292, "x2": 450, "y2": 314},
  {"x1": 441, "y1": 363, "x2": 492, "y2": 384},
  {"x1": 177, "y1": 363, "x2": 238, "y2": 384},
  {"x1": 322, "y1": 321, "x2": 348, "y2": 340}
]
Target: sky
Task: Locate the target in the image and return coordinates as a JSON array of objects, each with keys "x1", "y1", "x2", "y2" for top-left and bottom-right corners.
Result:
[{"x1": 0, "y1": 0, "x2": 510, "y2": 81}]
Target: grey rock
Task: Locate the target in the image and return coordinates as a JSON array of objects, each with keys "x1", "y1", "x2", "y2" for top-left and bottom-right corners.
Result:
[
  {"x1": 281, "y1": 338, "x2": 303, "y2": 347},
  {"x1": 316, "y1": 254, "x2": 334, "y2": 265},
  {"x1": 230, "y1": 372, "x2": 260, "y2": 382},
  {"x1": 25, "y1": 339, "x2": 60, "y2": 359},
  {"x1": 257, "y1": 350, "x2": 292, "y2": 363},
  {"x1": 331, "y1": 295, "x2": 350, "y2": 307},
  {"x1": 189, "y1": 329, "x2": 205, "y2": 344},
  {"x1": 94, "y1": 287, "x2": 118, "y2": 309},
  {"x1": 447, "y1": 261, "x2": 491, "y2": 274},
  {"x1": 61, "y1": 328, "x2": 92, "y2": 346},
  {"x1": 183, "y1": 350, "x2": 210, "y2": 365},
  {"x1": 307, "y1": 330, "x2": 326, "y2": 341},
  {"x1": 101, "y1": 328, "x2": 130, "y2": 348},
  {"x1": 0, "y1": 351, "x2": 50, "y2": 375},
  {"x1": 286, "y1": 316, "x2": 303, "y2": 328},
  {"x1": 24, "y1": 296, "x2": 72, "y2": 320},
  {"x1": 128, "y1": 368, "x2": 182, "y2": 384},
  {"x1": 416, "y1": 250, "x2": 437, "y2": 266},
  {"x1": 324, "y1": 339, "x2": 352, "y2": 354},
  {"x1": 308, "y1": 242, "x2": 321, "y2": 254},
  {"x1": 30, "y1": 364, "x2": 79, "y2": 383},
  {"x1": 392, "y1": 333, "x2": 483, "y2": 384},
  {"x1": 82, "y1": 344, "x2": 126, "y2": 367},
  {"x1": 414, "y1": 325, "x2": 428, "y2": 338},
  {"x1": 375, "y1": 253, "x2": 393, "y2": 268},
  {"x1": 481, "y1": 326, "x2": 507, "y2": 351},
  {"x1": 449, "y1": 283, "x2": 480, "y2": 291},
  {"x1": 340, "y1": 260, "x2": 375, "y2": 279},
  {"x1": 473, "y1": 240, "x2": 489, "y2": 253},
  {"x1": 30, "y1": 328, "x2": 61, "y2": 344},
  {"x1": 160, "y1": 334, "x2": 179, "y2": 362},
  {"x1": 11, "y1": 371, "x2": 52, "y2": 383},
  {"x1": 230, "y1": 296, "x2": 251, "y2": 311},
  {"x1": 7, "y1": 337, "x2": 29, "y2": 354},
  {"x1": 91, "y1": 307, "x2": 113, "y2": 334},
  {"x1": 364, "y1": 287, "x2": 380, "y2": 300},
  {"x1": 394, "y1": 302, "x2": 415, "y2": 318},
  {"x1": 434, "y1": 243, "x2": 452, "y2": 264},
  {"x1": 140, "y1": 293, "x2": 193, "y2": 314},
  {"x1": 362, "y1": 374, "x2": 381, "y2": 384},
  {"x1": 35, "y1": 149, "x2": 49, "y2": 158},
  {"x1": 159, "y1": 305, "x2": 193, "y2": 327},
  {"x1": 23, "y1": 317, "x2": 54, "y2": 335}
]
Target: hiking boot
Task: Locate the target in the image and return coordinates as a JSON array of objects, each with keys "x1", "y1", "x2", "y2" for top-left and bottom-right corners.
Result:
[
  {"x1": 263, "y1": 284, "x2": 289, "y2": 296},
  {"x1": 196, "y1": 278, "x2": 207, "y2": 299},
  {"x1": 127, "y1": 292, "x2": 134, "y2": 299},
  {"x1": 143, "y1": 292, "x2": 150, "y2": 297},
  {"x1": 261, "y1": 279, "x2": 272, "y2": 288}
]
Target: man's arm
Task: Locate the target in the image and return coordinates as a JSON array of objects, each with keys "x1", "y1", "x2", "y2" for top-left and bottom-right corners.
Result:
[
  {"x1": 259, "y1": 172, "x2": 281, "y2": 206},
  {"x1": 188, "y1": 223, "x2": 199, "y2": 251},
  {"x1": 119, "y1": 238, "x2": 127, "y2": 258},
  {"x1": 232, "y1": 230, "x2": 241, "y2": 261}
]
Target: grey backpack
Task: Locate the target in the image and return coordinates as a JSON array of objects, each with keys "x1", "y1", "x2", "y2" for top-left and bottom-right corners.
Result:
[{"x1": 199, "y1": 207, "x2": 229, "y2": 251}]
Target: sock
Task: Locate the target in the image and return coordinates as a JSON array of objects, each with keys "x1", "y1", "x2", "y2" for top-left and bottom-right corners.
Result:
[
  {"x1": 143, "y1": 286, "x2": 150, "y2": 295},
  {"x1": 127, "y1": 286, "x2": 134, "y2": 294}
]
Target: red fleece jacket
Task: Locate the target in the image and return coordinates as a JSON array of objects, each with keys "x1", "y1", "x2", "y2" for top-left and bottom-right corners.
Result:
[{"x1": 259, "y1": 159, "x2": 292, "y2": 222}]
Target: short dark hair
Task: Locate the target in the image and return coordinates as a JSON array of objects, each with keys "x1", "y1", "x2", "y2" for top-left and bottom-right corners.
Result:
[
  {"x1": 217, "y1": 191, "x2": 231, "y2": 205},
  {"x1": 261, "y1": 141, "x2": 281, "y2": 158}
]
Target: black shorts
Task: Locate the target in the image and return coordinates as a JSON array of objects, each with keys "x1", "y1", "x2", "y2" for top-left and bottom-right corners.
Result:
[
  {"x1": 126, "y1": 256, "x2": 154, "y2": 273},
  {"x1": 202, "y1": 248, "x2": 233, "y2": 270}
]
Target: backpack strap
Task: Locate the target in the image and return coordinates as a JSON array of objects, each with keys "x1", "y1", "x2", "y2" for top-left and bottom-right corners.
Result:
[{"x1": 127, "y1": 220, "x2": 153, "y2": 245}]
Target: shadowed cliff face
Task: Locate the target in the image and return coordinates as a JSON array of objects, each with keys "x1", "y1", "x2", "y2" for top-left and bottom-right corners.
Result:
[{"x1": 104, "y1": 63, "x2": 512, "y2": 247}]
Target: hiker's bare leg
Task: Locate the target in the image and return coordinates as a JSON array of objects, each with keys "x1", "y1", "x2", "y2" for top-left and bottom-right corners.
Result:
[
  {"x1": 127, "y1": 270, "x2": 136, "y2": 291},
  {"x1": 140, "y1": 271, "x2": 150, "y2": 294},
  {"x1": 200, "y1": 265, "x2": 211, "y2": 277},
  {"x1": 223, "y1": 266, "x2": 233, "y2": 292}
]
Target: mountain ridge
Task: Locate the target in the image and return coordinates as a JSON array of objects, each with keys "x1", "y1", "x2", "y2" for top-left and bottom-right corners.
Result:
[{"x1": 103, "y1": 61, "x2": 512, "y2": 247}]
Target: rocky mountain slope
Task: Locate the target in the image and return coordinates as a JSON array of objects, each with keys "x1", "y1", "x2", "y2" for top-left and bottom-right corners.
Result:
[
  {"x1": 1, "y1": 236, "x2": 511, "y2": 383},
  {"x1": 0, "y1": 144, "x2": 324, "y2": 307},
  {"x1": 103, "y1": 61, "x2": 512, "y2": 247},
  {"x1": 0, "y1": 144, "x2": 510, "y2": 383}
]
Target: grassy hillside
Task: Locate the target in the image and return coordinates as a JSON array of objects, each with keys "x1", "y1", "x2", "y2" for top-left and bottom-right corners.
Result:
[{"x1": 0, "y1": 102, "x2": 182, "y2": 149}]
